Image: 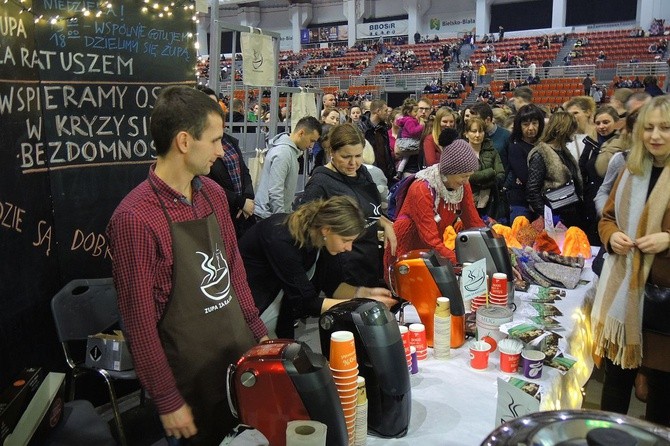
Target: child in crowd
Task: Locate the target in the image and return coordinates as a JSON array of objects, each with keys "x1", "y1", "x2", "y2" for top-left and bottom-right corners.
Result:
[{"x1": 394, "y1": 98, "x2": 424, "y2": 178}]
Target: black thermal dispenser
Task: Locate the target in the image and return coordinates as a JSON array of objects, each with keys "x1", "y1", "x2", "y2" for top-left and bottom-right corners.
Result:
[{"x1": 319, "y1": 299, "x2": 411, "y2": 438}]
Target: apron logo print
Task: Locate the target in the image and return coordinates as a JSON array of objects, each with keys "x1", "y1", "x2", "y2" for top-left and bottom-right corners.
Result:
[{"x1": 197, "y1": 244, "x2": 232, "y2": 304}]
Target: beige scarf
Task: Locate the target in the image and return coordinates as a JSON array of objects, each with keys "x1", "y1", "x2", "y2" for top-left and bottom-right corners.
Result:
[
  {"x1": 591, "y1": 161, "x2": 670, "y2": 368},
  {"x1": 415, "y1": 165, "x2": 464, "y2": 214}
]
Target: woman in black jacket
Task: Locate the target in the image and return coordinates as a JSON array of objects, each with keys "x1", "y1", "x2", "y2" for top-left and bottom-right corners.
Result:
[
  {"x1": 504, "y1": 105, "x2": 545, "y2": 221},
  {"x1": 238, "y1": 196, "x2": 395, "y2": 338},
  {"x1": 579, "y1": 105, "x2": 620, "y2": 245},
  {"x1": 300, "y1": 123, "x2": 397, "y2": 293}
]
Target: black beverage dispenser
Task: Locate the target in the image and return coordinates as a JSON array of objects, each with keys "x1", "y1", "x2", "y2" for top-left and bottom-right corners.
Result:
[
  {"x1": 319, "y1": 299, "x2": 411, "y2": 438},
  {"x1": 455, "y1": 227, "x2": 515, "y2": 300}
]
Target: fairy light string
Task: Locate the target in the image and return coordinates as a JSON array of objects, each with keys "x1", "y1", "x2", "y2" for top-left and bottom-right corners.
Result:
[{"x1": 4, "y1": 0, "x2": 196, "y2": 24}]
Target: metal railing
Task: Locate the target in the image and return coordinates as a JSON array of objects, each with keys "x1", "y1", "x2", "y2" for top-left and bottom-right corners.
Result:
[
  {"x1": 615, "y1": 62, "x2": 667, "y2": 78},
  {"x1": 492, "y1": 64, "x2": 596, "y2": 81},
  {"x1": 218, "y1": 77, "x2": 341, "y2": 95},
  {"x1": 349, "y1": 70, "x2": 463, "y2": 90}
]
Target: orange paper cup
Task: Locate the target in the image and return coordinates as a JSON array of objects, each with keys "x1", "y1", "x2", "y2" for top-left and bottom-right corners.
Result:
[{"x1": 330, "y1": 331, "x2": 358, "y2": 370}]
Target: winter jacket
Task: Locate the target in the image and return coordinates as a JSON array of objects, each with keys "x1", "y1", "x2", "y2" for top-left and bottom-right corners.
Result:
[
  {"x1": 504, "y1": 138, "x2": 534, "y2": 207},
  {"x1": 359, "y1": 115, "x2": 396, "y2": 182},
  {"x1": 389, "y1": 179, "x2": 484, "y2": 266},
  {"x1": 208, "y1": 134, "x2": 256, "y2": 237},
  {"x1": 526, "y1": 142, "x2": 583, "y2": 215},
  {"x1": 254, "y1": 133, "x2": 301, "y2": 219},
  {"x1": 300, "y1": 165, "x2": 383, "y2": 289}
]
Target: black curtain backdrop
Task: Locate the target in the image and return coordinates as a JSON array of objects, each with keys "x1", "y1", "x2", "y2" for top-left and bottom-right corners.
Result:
[
  {"x1": 566, "y1": 0, "x2": 637, "y2": 26},
  {"x1": 490, "y1": 0, "x2": 553, "y2": 33}
]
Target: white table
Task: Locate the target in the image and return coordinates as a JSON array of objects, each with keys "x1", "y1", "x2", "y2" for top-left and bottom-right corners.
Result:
[{"x1": 366, "y1": 267, "x2": 596, "y2": 446}]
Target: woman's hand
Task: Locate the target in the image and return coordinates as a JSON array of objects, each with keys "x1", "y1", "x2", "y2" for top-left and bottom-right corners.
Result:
[
  {"x1": 363, "y1": 287, "x2": 397, "y2": 308},
  {"x1": 635, "y1": 231, "x2": 670, "y2": 254},
  {"x1": 609, "y1": 231, "x2": 635, "y2": 255}
]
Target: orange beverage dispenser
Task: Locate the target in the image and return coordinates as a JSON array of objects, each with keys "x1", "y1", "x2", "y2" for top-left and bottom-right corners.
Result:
[{"x1": 388, "y1": 250, "x2": 465, "y2": 348}]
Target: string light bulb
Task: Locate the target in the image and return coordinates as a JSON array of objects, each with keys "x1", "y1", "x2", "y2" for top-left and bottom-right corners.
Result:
[{"x1": 11, "y1": 0, "x2": 196, "y2": 23}]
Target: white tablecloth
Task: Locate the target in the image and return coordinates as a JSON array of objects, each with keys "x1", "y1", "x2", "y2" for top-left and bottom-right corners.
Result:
[{"x1": 366, "y1": 267, "x2": 597, "y2": 446}]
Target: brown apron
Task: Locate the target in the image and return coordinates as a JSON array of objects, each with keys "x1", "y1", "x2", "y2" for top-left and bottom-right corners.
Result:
[{"x1": 152, "y1": 181, "x2": 256, "y2": 445}]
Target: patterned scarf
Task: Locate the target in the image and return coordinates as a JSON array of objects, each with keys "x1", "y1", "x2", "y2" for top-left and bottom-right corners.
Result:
[
  {"x1": 415, "y1": 165, "x2": 464, "y2": 214},
  {"x1": 591, "y1": 161, "x2": 670, "y2": 368},
  {"x1": 221, "y1": 138, "x2": 242, "y2": 194}
]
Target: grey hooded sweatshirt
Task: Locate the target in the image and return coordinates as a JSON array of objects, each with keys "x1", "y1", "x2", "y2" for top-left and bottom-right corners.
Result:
[{"x1": 254, "y1": 133, "x2": 301, "y2": 219}]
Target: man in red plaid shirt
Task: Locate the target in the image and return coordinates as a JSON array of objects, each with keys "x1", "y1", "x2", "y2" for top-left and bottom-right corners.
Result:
[{"x1": 107, "y1": 86, "x2": 268, "y2": 445}]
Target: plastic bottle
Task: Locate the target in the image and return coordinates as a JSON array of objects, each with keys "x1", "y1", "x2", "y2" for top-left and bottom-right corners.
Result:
[{"x1": 434, "y1": 297, "x2": 451, "y2": 359}]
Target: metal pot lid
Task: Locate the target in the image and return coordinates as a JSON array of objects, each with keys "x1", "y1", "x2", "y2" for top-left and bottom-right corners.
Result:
[{"x1": 481, "y1": 410, "x2": 670, "y2": 446}]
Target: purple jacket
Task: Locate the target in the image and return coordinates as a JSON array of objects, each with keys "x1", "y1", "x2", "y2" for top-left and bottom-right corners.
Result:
[{"x1": 396, "y1": 115, "x2": 424, "y2": 139}]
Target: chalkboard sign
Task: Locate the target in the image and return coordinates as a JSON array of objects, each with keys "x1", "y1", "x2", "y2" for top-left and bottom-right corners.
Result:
[{"x1": 0, "y1": 0, "x2": 196, "y2": 386}]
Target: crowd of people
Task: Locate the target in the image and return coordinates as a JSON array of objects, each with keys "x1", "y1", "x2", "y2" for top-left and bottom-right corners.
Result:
[{"x1": 104, "y1": 22, "x2": 670, "y2": 444}]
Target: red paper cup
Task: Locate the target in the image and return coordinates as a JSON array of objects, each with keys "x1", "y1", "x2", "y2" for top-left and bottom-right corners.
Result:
[
  {"x1": 490, "y1": 273, "x2": 508, "y2": 295},
  {"x1": 469, "y1": 341, "x2": 491, "y2": 370},
  {"x1": 500, "y1": 351, "x2": 521, "y2": 374},
  {"x1": 409, "y1": 323, "x2": 427, "y2": 352}
]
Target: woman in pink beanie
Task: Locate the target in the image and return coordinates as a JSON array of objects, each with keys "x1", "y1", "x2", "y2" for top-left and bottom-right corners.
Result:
[{"x1": 385, "y1": 131, "x2": 485, "y2": 269}]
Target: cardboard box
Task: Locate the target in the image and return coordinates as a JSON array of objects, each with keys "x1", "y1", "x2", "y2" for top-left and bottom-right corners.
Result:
[
  {"x1": 3, "y1": 372, "x2": 65, "y2": 446},
  {"x1": 85, "y1": 330, "x2": 134, "y2": 371},
  {"x1": 0, "y1": 368, "x2": 44, "y2": 444}
]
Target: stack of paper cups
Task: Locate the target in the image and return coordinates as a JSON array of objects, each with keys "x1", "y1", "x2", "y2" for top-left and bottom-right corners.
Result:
[
  {"x1": 433, "y1": 297, "x2": 451, "y2": 359},
  {"x1": 470, "y1": 290, "x2": 488, "y2": 313},
  {"x1": 329, "y1": 331, "x2": 358, "y2": 445},
  {"x1": 408, "y1": 323, "x2": 428, "y2": 360},
  {"x1": 355, "y1": 376, "x2": 367, "y2": 446},
  {"x1": 489, "y1": 273, "x2": 508, "y2": 307},
  {"x1": 399, "y1": 325, "x2": 412, "y2": 371}
]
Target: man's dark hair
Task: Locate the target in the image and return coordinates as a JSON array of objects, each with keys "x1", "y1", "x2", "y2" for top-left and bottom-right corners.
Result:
[
  {"x1": 513, "y1": 86, "x2": 533, "y2": 102},
  {"x1": 232, "y1": 98, "x2": 244, "y2": 111},
  {"x1": 150, "y1": 86, "x2": 224, "y2": 156},
  {"x1": 294, "y1": 116, "x2": 323, "y2": 137},
  {"x1": 370, "y1": 99, "x2": 387, "y2": 114},
  {"x1": 470, "y1": 102, "x2": 493, "y2": 121},
  {"x1": 195, "y1": 85, "x2": 217, "y2": 98},
  {"x1": 510, "y1": 104, "x2": 545, "y2": 143}
]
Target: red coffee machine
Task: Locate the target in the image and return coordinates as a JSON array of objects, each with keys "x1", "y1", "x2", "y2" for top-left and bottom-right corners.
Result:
[
  {"x1": 227, "y1": 339, "x2": 348, "y2": 446},
  {"x1": 388, "y1": 249, "x2": 465, "y2": 348}
]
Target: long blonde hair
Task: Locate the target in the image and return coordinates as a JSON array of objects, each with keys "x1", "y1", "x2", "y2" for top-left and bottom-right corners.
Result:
[
  {"x1": 286, "y1": 196, "x2": 365, "y2": 248},
  {"x1": 627, "y1": 95, "x2": 670, "y2": 175},
  {"x1": 431, "y1": 107, "x2": 456, "y2": 143}
]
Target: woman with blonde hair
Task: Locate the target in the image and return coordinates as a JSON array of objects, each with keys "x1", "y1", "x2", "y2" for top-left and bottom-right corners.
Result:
[
  {"x1": 301, "y1": 123, "x2": 397, "y2": 293},
  {"x1": 592, "y1": 96, "x2": 670, "y2": 425},
  {"x1": 526, "y1": 111, "x2": 584, "y2": 228},
  {"x1": 239, "y1": 196, "x2": 396, "y2": 338},
  {"x1": 422, "y1": 107, "x2": 458, "y2": 166}
]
